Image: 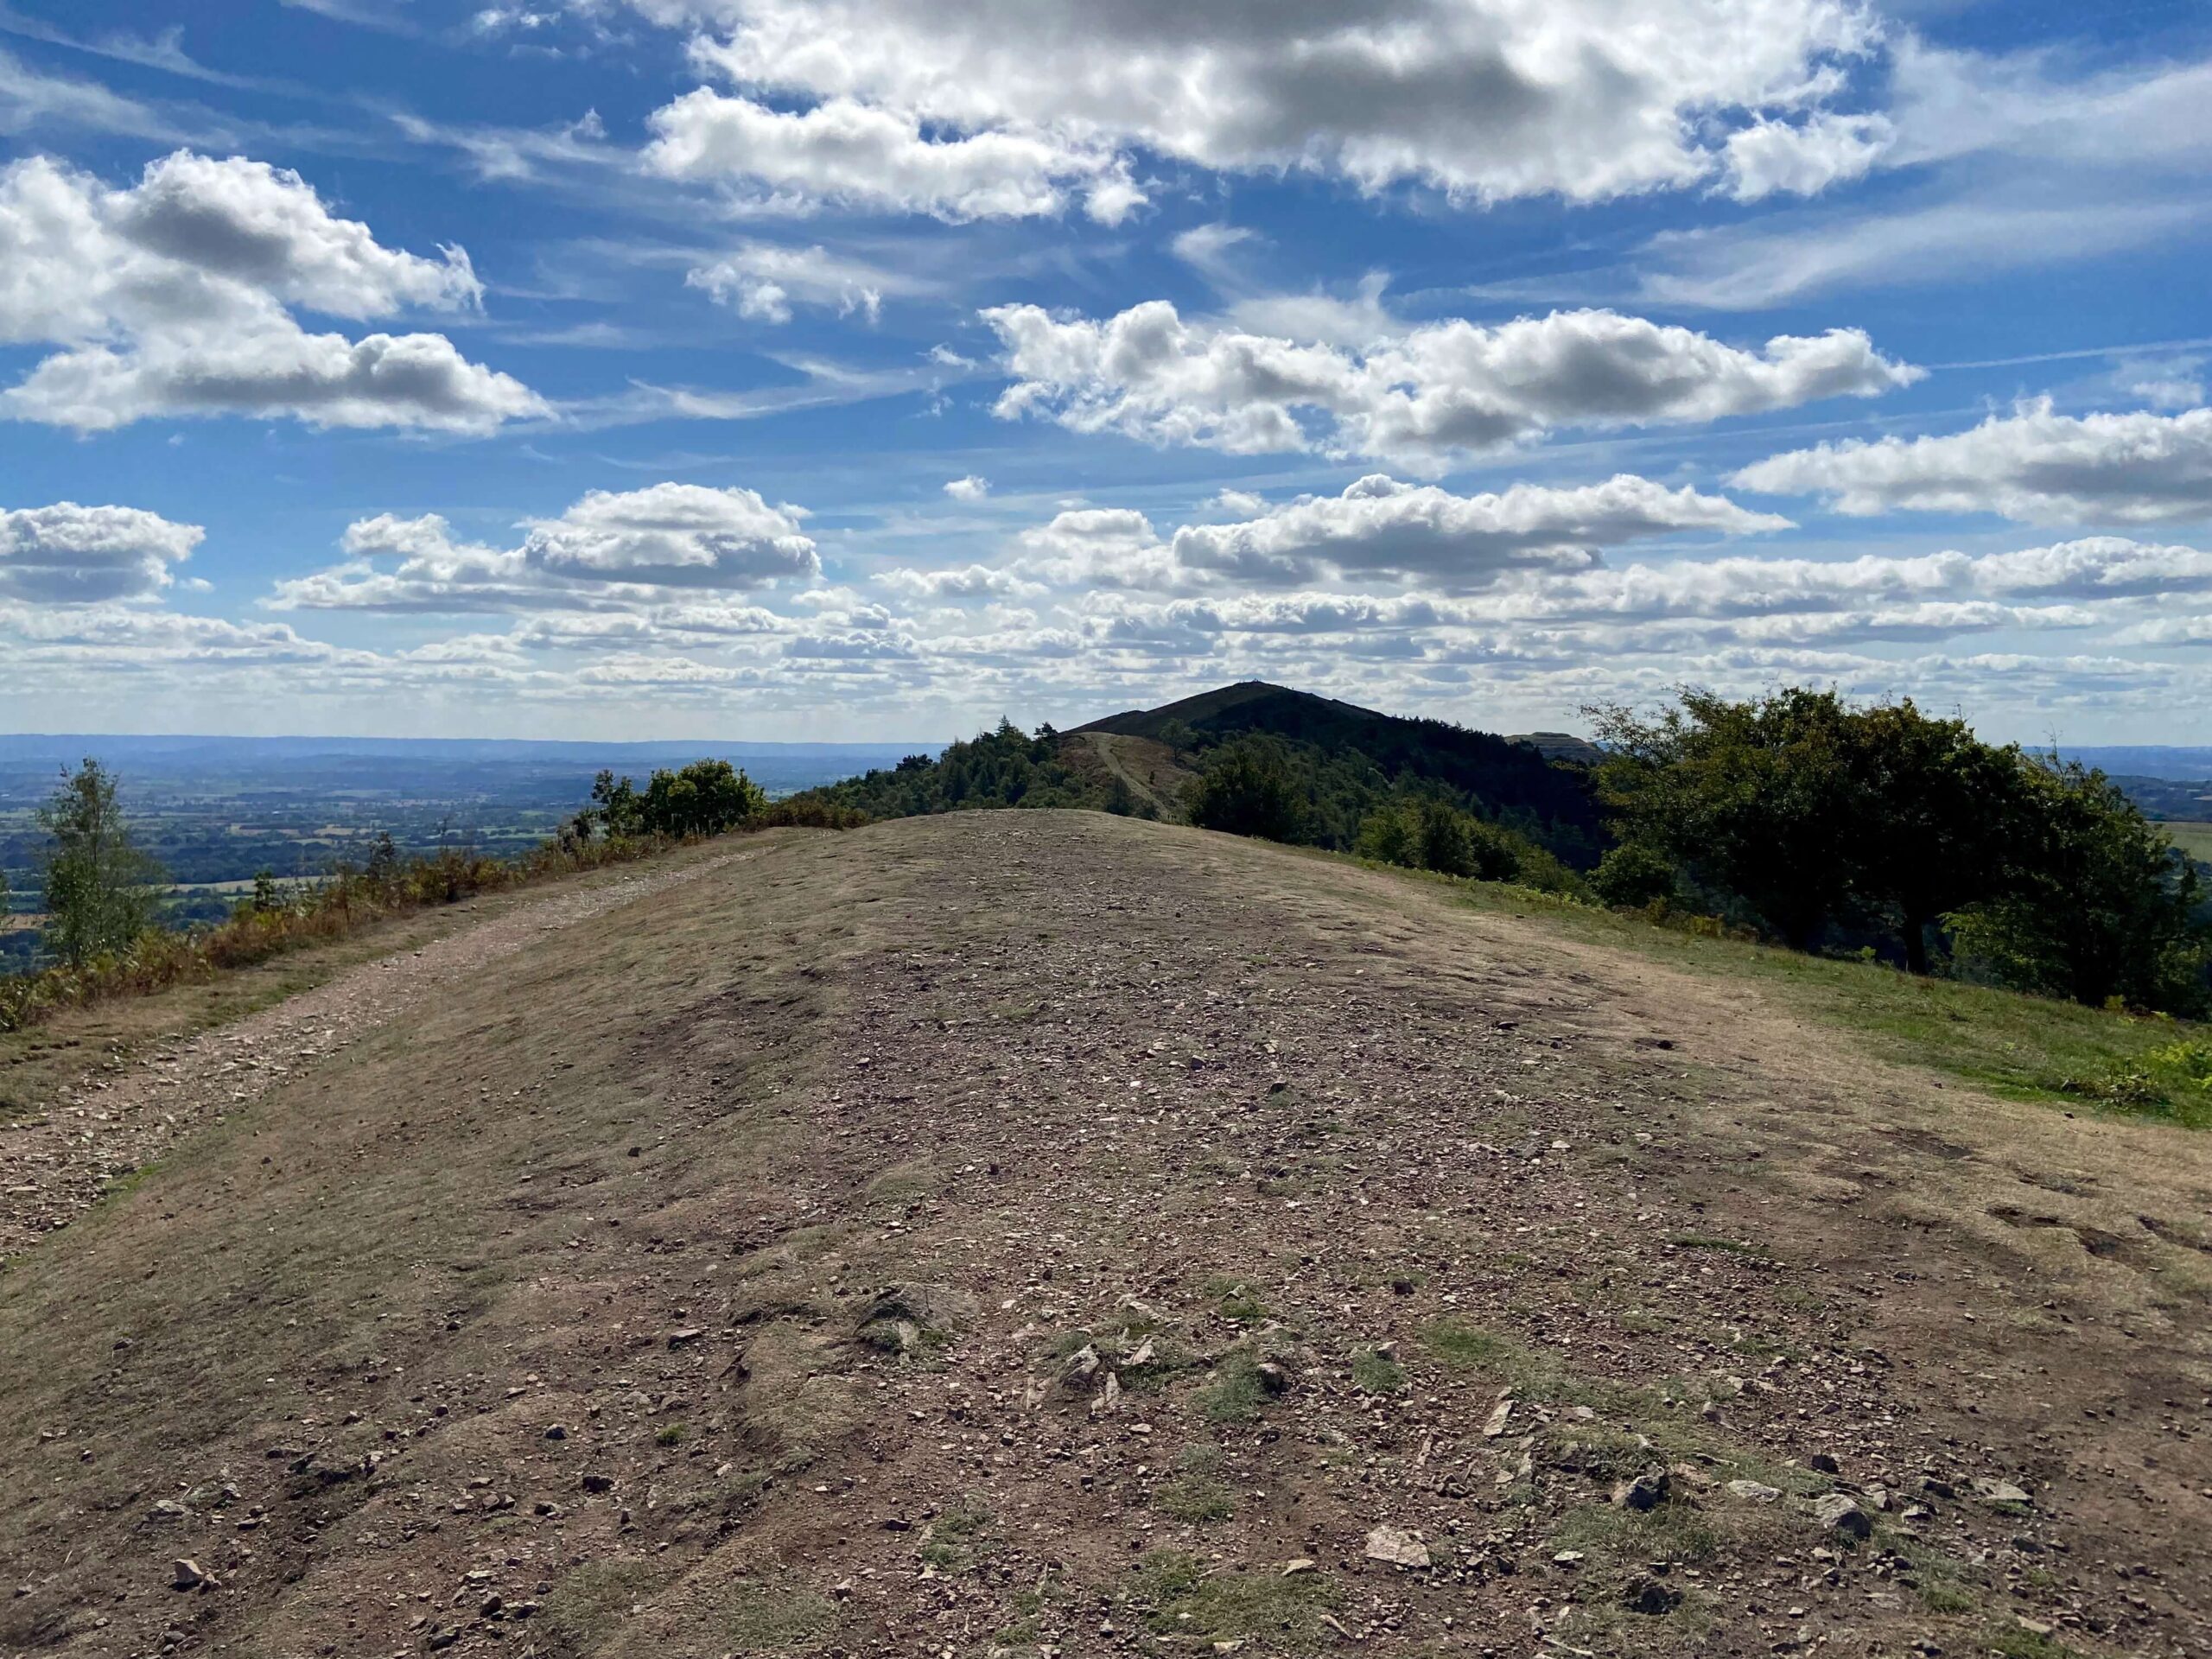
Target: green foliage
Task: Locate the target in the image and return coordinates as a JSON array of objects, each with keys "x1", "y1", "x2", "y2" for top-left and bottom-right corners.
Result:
[
  {"x1": 592, "y1": 759, "x2": 768, "y2": 839},
  {"x1": 37, "y1": 760, "x2": 167, "y2": 969},
  {"x1": 1355, "y1": 795, "x2": 1586, "y2": 895},
  {"x1": 1592, "y1": 689, "x2": 2208, "y2": 1012},
  {"x1": 1948, "y1": 759, "x2": 2207, "y2": 1012},
  {"x1": 1589, "y1": 842, "x2": 1679, "y2": 908},
  {"x1": 1185, "y1": 737, "x2": 1308, "y2": 842},
  {"x1": 785, "y1": 721, "x2": 1103, "y2": 819}
]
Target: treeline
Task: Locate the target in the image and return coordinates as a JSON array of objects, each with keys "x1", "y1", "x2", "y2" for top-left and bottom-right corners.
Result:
[
  {"x1": 791, "y1": 722, "x2": 1106, "y2": 818},
  {"x1": 1586, "y1": 690, "x2": 2206, "y2": 1014},
  {"x1": 0, "y1": 756, "x2": 853, "y2": 1033}
]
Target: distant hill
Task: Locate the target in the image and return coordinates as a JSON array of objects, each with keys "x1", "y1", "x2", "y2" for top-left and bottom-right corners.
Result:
[
  {"x1": 1079, "y1": 681, "x2": 1604, "y2": 855},
  {"x1": 2063, "y1": 746, "x2": 2212, "y2": 782},
  {"x1": 803, "y1": 681, "x2": 1605, "y2": 864}
]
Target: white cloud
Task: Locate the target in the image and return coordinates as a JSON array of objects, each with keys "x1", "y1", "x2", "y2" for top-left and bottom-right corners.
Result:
[
  {"x1": 1166, "y1": 474, "x2": 1789, "y2": 590},
  {"x1": 0, "y1": 151, "x2": 542, "y2": 434},
  {"x1": 1007, "y1": 474, "x2": 1787, "y2": 594},
  {"x1": 0, "y1": 501, "x2": 204, "y2": 603},
  {"x1": 686, "y1": 241, "x2": 896, "y2": 324},
  {"x1": 1637, "y1": 195, "x2": 2196, "y2": 311},
  {"x1": 643, "y1": 90, "x2": 1141, "y2": 223},
  {"x1": 269, "y1": 482, "x2": 820, "y2": 613},
  {"x1": 876, "y1": 563, "x2": 1042, "y2": 601},
  {"x1": 985, "y1": 301, "x2": 1919, "y2": 470},
  {"x1": 658, "y1": 0, "x2": 1881, "y2": 207},
  {"x1": 1733, "y1": 401, "x2": 2212, "y2": 524},
  {"x1": 942, "y1": 474, "x2": 990, "y2": 503},
  {"x1": 1720, "y1": 111, "x2": 1893, "y2": 201},
  {"x1": 0, "y1": 45, "x2": 183, "y2": 141}
]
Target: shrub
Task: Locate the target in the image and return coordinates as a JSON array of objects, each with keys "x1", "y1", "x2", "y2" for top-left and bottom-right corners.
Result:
[
  {"x1": 1185, "y1": 740, "x2": 1306, "y2": 842},
  {"x1": 1590, "y1": 843, "x2": 1678, "y2": 908}
]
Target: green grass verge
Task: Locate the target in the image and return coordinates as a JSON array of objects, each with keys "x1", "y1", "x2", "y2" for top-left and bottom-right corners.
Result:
[{"x1": 1334, "y1": 851, "x2": 2210, "y2": 1128}]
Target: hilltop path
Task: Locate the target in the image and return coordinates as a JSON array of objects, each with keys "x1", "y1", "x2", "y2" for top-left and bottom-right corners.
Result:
[
  {"x1": 1, "y1": 812, "x2": 2205, "y2": 1658},
  {"x1": 0, "y1": 842, "x2": 767, "y2": 1260}
]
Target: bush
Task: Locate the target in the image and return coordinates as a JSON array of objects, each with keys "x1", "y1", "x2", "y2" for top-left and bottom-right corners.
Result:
[
  {"x1": 1590, "y1": 842, "x2": 1678, "y2": 908},
  {"x1": 1185, "y1": 740, "x2": 1306, "y2": 842},
  {"x1": 1356, "y1": 797, "x2": 1586, "y2": 895}
]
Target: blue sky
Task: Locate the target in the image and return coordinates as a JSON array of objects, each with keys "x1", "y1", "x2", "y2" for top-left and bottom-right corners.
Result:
[{"x1": 0, "y1": 0, "x2": 2207, "y2": 743}]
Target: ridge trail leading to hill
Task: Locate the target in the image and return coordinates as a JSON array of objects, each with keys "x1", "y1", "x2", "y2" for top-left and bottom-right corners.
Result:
[
  {"x1": 0, "y1": 842, "x2": 764, "y2": 1261},
  {"x1": 0, "y1": 812, "x2": 2205, "y2": 1657}
]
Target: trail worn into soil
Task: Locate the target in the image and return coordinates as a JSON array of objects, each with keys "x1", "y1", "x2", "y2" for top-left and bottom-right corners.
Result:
[
  {"x1": 0, "y1": 845, "x2": 760, "y2": 1260},
  {"x1": 0, "y1": 812, "x2": 2205, "y2": 1659}
]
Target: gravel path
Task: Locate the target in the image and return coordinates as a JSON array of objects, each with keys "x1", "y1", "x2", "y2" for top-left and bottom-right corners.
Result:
[{"x1": 0, "y1": 848, "x2": 755, "y2": 1260}]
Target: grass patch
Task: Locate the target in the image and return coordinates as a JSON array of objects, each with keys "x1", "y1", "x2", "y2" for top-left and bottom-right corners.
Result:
[
  {"x1": 1196, "y1": 1350, "x2": 1277, "y2": 1423},
  {"x1": 918, "y1": 1495, "x2": 995, "y2": 1569},
  {"x1": 654, "y1": 1422, "x2": 686, "y2": 1446},
  {"x1": 1410, "y1": 862, "x2": 2212, "y2": 1126},
  {"x1": 543, "y1": 1559, "x2": 670, "y2": 1648},
  {"x1": 1351, "y1": 1346, "x2": 1405, "y2": 1395},
  {"x1": 714, "y1": 1580, "x2": 841, "y2": 1650},
  {"x1": 1155, "y1": 1474, "x2": 1235, "y2": 1523},
  {"x1": 1983, "y1": 1625, "x2": 2088, "y2": 1659},
  {"x1": 1128, "y1": 1551, "x2": 1340, "y2": 1655},
  {"x1": 1204, "y1": 1275, "x2": 1270, "y2": 1325}
]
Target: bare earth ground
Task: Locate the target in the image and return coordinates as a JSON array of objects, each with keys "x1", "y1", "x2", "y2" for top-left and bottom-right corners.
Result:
[{"x1": 0, "y1": 811, "x2": 2205, "y2": 1659}]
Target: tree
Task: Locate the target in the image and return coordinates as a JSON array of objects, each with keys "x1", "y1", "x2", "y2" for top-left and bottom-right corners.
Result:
[
  {"x1": 1185, "y1": 739, "x2": 1306, "y2": 842},
  {"x1": 639, "y1": 759, "x2": 766, "y2": 838},
  {"x1": 1839, "y1": 701, "x2": 2025, "y2": 974},
  {"x1": 37, "y1": 759, "x2": 166, "y2": 967},
  {"x1": 1590, "y1": 689, "x2": 1859, "y2": 947},
  {"x1": 1952, "y1": 760, "x2": 2208, "y2": 1012}
]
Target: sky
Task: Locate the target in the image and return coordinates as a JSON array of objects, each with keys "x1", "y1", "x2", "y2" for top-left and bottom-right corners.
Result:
[{"x1": 0, "y1": 0, "x2": 2208, "y2": 744}]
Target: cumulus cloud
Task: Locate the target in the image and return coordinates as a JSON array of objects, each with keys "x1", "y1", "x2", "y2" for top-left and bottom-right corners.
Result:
[
  {"x1": 1733, "y1": 401, "x2": 2212, "y2": 524},
  {"x1": 643, "y1": 91, "x2": 1141, "y2": 223},
  {"x1": 1720, "y1": 111, "x2": 1893, "y2": 201},
  {"x1": 943, "y1": 474, "x2": 990, "y2": 503},
  {"x1": 652, "y1": 0, "x2": 1881, "y2": 208},
  {"x1": 686, "y1": 241, "x2": 900, "y2": 323},
  {"x1": 0, "y1": 501, "x2": 205, "y2": 603},
  {"x1": 984, "y1": 302, "x2": 1919, "y2": 470},
  {"x1": 1004, "y1": 475, "x2": 1787, "y2": 594},
  {"x1": 0, "y1": 151, "x2": 542, "y2": 433},
  {"x1": 269, "y1": 483, "x2": 820, "y2": 613},
  {"x1": 1168, "y1": 475, "x2": 1789, "y2": 590}
]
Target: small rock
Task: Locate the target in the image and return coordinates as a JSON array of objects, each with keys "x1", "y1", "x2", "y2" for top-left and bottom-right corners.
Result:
[
  {"x1": 1815, "y1": 1494, "x2": 1872, "y2": 1540},
  {"x1": 1552, "y1": 1550, "x2": 1585, "y2": 1567},
  {"x1": 1254, "y1": 1361, "x2": 1291, "y2": 1395},
  {"x1": 666, "y1": 1327, "x2": 704, "y2": 1349},
  {"x1": 1481, "y1": 1396, "x2": 1515, "y2": 1439},
  {"x1": 1614, "y1": 1471, "x2": 1670, "y2": 1512},
  {"x1": 1363, "y1": 1526, "x2": 1431, "y2": 1569},
  {"x1": 1281, "y1": 1559, "x2": 1317, "y2": 1576},
  {"x1": 1058, "y1": 1344, "x2": 1102, "y2": 1391},
  {"x1": 169, "y1": 1560, "x2": 213, "y2": 1592},
  {"x1": 543, "y1": 1425, "x2": 567, "y2": 1441},
  {"x1": 579, "y1": 1473, "x2": 614, "y2": 1493},
  {"x1": 148, "y1": 1499, "x2": 189, "y2": 1522},
  {"x1": 1727, "y1": 1479, "x2": 1783, "y2": 1503},
  {"x1": 1809, "y1": 1452, "x2": 1840, "y2": 1475},
  {"x1": 1974, "y1": 1478, "x2": 2033, "y2": 1507}
]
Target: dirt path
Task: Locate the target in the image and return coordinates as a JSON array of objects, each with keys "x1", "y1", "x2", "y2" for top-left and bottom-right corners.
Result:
[
  {"x1": 0, "y1": 812, "x2": 2204, "y2": 1659},
  {"x1": 0, "y1": 843, "x2": 764, "y2": 1260}
]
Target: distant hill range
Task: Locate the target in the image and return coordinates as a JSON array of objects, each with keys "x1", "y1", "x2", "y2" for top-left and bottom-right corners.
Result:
[
  {"x1": 1076, "y1": 680, "x2": 1600, "y2": 835},
  {"x1": 808, "y1": 680, "x2": 1607, "y2": 863}
]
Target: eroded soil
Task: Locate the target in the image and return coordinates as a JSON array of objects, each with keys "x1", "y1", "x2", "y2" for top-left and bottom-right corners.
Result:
[{"x1": 1, "y1": 812, "x2": 2205, "y2": 1659}]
